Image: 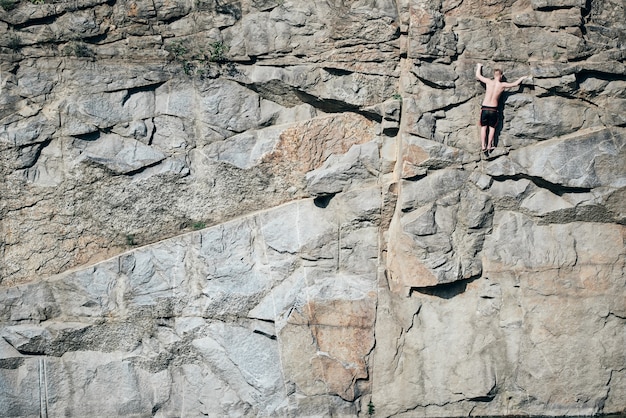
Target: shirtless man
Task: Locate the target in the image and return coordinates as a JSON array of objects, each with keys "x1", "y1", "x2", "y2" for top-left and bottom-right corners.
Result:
[{"x1": 476, "y1": 63, "x2": 530, "y2": 151}]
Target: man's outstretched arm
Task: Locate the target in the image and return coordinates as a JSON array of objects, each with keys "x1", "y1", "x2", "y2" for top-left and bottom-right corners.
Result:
[
  {"x1": 475, "y1": 63, "x2": 490, "y2": 84},
  {"x1": 502, "y1": 75, "x2": 531, "y2": 88}
]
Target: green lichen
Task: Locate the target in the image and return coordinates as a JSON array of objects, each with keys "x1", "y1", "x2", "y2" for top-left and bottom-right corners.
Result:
[{"x1": 166, "y1": 39, "x2": 229, "y2": 76}]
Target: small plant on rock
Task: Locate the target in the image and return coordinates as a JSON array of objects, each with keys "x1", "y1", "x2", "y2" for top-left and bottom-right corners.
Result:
[
  {"x1": 166, "y1": 39, "x2": 229, "y2": 76},
  {"x1": 208, "y1": 41, "x2": 227, "y2": 63},
  {"x1": 192, "y1": 221, "x2": 206, "y2": 230},
  {"x1": 64, "y1": 41, "x2": 95, "y2": 58},
  {"x1": 0, "y1": 0, "x2": 17, "y2": 11},
  {"x1": 126, "y1": 234, "x2": 137, "y2": 246},
  {"x1": 166, "y1": 40, "x2": 194, "y2": 75},
  {"x1": 166, "y1": 40, "x2": 188, "y2": 61},
  {"x1": 7, "y1": 33, "x2": 21, "y2": 51}
]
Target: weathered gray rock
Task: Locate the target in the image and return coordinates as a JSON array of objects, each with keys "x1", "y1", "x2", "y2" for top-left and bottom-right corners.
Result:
[
  {"x1": 80, "y1": 133, "x2": 166, "y2": 174},
  {"x1": 373, "y1": 213, "x2": 625, "y2": 417},
  {"x1": 484, "y1": 127, "x2": 626, "y2": 188},
  {"x1": 388, "y1": 171, "x2": 492, "y2": 292},
  {"x1": 0, "y1": 191, "x2": 380, "y2": 416},
  {"x1": 1, "y1": 0, "x2": 625, "y2": 416},
  {"x1": 305, "y1": 141, "x2": 381, "y2": 196},
  {"x1": 531, "y1": 0, "x2": 585, "y2": 9},
  {"x1": 400, "y1": 133, "x2": 473, "y2": 178},
  {"x1": 513, "y1": 7, "x2": 582, "y2": 28}
]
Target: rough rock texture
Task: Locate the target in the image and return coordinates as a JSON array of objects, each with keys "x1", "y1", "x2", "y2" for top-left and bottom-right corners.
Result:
[{"x1": 1, "y1": 0, "x2": 625, "y2": 416}]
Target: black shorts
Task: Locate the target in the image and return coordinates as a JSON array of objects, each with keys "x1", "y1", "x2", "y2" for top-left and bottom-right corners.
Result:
[{"x1": 480, "y1": 106, "x2": 499, "y2": 128}]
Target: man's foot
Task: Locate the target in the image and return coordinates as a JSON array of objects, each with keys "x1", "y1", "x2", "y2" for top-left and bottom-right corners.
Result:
[{"x1": 487, "y1": 146, "x2": 495, "y2": 151}]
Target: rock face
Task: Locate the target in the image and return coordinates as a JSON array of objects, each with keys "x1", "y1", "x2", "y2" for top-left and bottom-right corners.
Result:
[{"x1": 0, "y1": 0, "x2": 625, "y2": 416}]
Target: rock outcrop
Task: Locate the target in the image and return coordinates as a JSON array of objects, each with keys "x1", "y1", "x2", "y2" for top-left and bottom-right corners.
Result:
[{"x1": 1, "y1": 0, "x2": 624, "y2": 416}]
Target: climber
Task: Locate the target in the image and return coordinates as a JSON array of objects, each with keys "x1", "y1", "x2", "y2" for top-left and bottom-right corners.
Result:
[{"x1": 475, "y1": 63, "x2": 530, "y2": 152}]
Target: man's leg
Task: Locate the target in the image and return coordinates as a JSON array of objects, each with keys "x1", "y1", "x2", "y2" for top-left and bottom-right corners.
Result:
[
  {"x1": 480, "y1": 125, "x2": 488, "y2": 150},
  {"x1": 487, "y1": 127, "x2": 496, "y2": 149}
]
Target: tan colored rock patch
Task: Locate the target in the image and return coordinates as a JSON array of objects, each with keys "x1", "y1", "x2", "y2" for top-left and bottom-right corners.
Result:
[{"x1": 264, "y1": 113, "x2": 376, "y2": 173}]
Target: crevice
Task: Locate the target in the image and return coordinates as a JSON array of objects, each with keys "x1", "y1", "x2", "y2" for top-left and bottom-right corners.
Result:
[
  {"x1": 252, "y1": 317, "x2": 276, "y2": 324},
  {"x1": 7, "y1": 62, "x2": 19, "y2": 75},
  {"x1": 252, "y1": 329, "x2": 276, "y2": 340},
  {"x1": 576, "y1": 70, "x2": 626, "y2": 84},
  {"x1": 146, "y1": 117, "x2": 156, "y2": 145},
  {"x1": 5, "y1": 199, "x2": 39, "y2": 214},
  {"x1": 410, "y1": 276, "x2": 479, "y2": 299},
  {"x1": 72, "y1": 131, "x2": 101, "y2": 142},
  {"x1": 581, "y1": 0, "x2": 592, "y2": 17},
  {"x1": 121, "y1": 82, "x2": 165, "y2": 107},
  {"x1": 323, "y1": 67, "x2": 354, "y2": 76},
  {"x1": 394, "y1": 399, "x2": 460, "y2": 416},
  {"x1": 434, "y1": 95, "x2": 474, "y2": 115},
  {"x1": 606, "y1": 312, "x2": 626, "y2": 320},
  {"x1": 414, "y1": 75, "x2": 453, "y2": 90},
  {"x1": 574, "y1": 70, "x2": 626, "y2": 105},
  {"x1": 536, "y1": 86, "x2": 593, "y2": 104},
  {"x1": 469, "y1": 383, "x2": 498, "y2": 403},
  {"x1": 293, "y1": 90, "x2": 383, "y2": 123},
  {"x1": 19, "y1": 138, "x2": 52, "y2": 169},
  {"x1": 534, "y1": 5, "x2": 582, "y2": 11},
  {"x1": 400, "y1": 172, "x2": 427, "y2": 186},
  {"x1": 404, "y1": 306, "x2": 421, "y2": 334},
  {"x1": 13, "y1": 13, "x2": 64, "y2": 30},
  {"x1": 82, "y1": 33, "x2": 109, "y2": 45},
  {"x1": 468, "y1": 394, "x2": 496, "y2": 402},
  {"x1": 237, "y1": 78, "x2": 383, "y2": 122},
  {"x1": 383, "y1": 126, "x2": 399, "y2": 137},
  {"x1": 490, "y1": 174, "x2": 592, "y2": 196},
  {"x1": 154, "y1": 14, "x2": 187, "y2": 26},
  {"x1": 117, "y1": 158, "x2": 165, "y2": 177},
  {"x1": 238, "y1": 79, "x2": 304, "y2": 108},
  {"x1": 105, "y1": 81, "x2": 166, "y2": 95},
  {"x1": 314, "y1": 193, "x2": 336, "y2": 208}
]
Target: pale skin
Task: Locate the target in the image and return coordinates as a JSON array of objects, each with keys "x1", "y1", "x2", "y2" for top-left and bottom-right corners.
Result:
[{"x1": 476, "y1": 63, "x2": 530, "y2": 150}]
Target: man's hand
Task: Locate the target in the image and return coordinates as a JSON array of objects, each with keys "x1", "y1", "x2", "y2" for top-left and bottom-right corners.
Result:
[{"x1": 475, "y1": 63, "x2": 488, "y2": 82}]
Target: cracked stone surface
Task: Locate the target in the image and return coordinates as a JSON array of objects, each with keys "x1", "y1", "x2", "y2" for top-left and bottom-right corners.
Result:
[{"x1": 1, "y1": 0, "x2": 625, "y2": 416}]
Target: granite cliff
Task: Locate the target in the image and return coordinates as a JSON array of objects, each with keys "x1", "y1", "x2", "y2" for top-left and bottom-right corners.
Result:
[{"x1": 1, "y1": 0, "x2": 625, "y2": 416}]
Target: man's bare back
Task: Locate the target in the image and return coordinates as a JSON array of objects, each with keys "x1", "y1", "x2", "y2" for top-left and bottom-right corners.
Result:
[
  {"x1": 481, "y1": 80, "x2": 507, "y2": 107},
  {"x1": 475, "y1": 64, "x2": 530, "y2": 151},
  {"x1": 476, "y1": 64, "x2": 528, "y2": 106}
]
